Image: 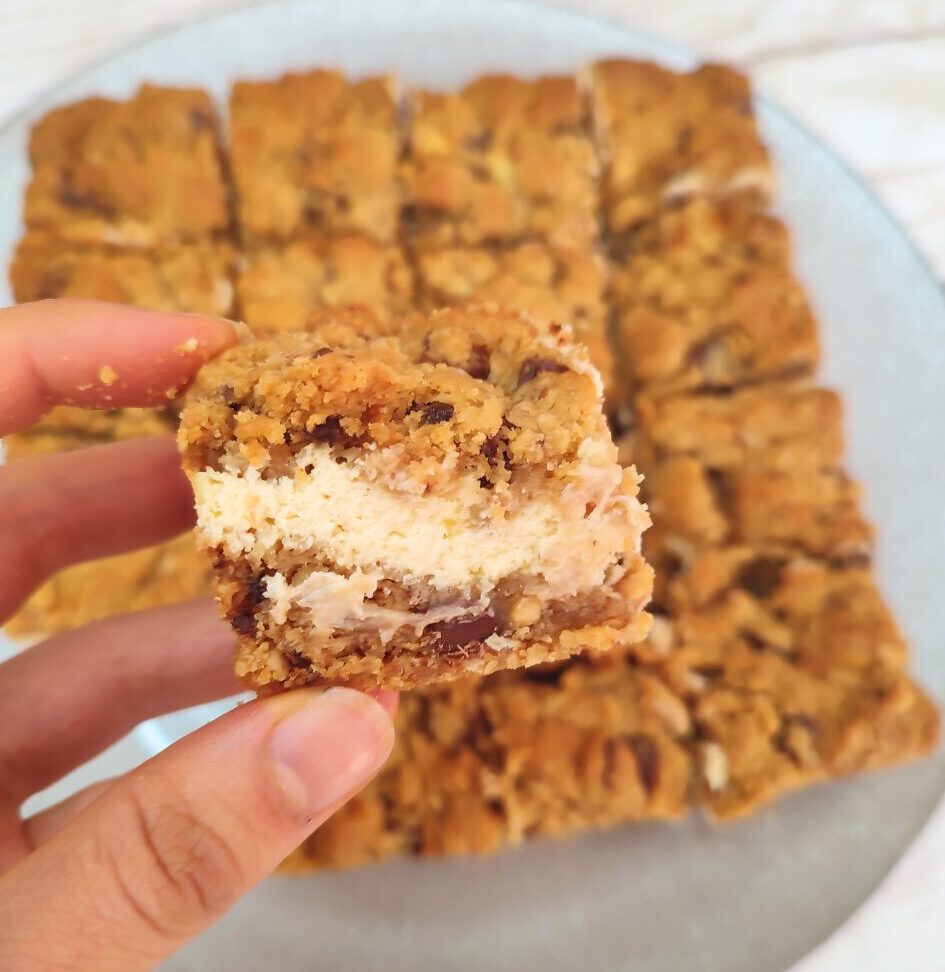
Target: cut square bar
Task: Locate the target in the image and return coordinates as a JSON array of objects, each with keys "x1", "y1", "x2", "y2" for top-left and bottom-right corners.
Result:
[
  {"x1": 610, "y1": 199, "x2": 818, "y2": 397},
  {"x1": 414, "y1": 241, "x2": 615, "y2": 402},
  {"x1": 178, "y1": 307, "x2": 653, "y2": 690},
  {"x1": 590, "y1": 60, "x2": 773, "y2": 235},
  {"x1": 24, "y1": 86, "x2": 231, "y2": 248},
  {"x1": 229, "y1": 71, "x2": 401, "y2": 243},
  {"x1": 237, "y1": 234, "x2": 414, "y2": 332},
  {"x1": 404, "y1": 75, "x2": 600, "y2": 248}
]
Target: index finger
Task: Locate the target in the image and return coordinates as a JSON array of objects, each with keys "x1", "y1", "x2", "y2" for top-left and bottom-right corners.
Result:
[{"x1": 0, "y1": 299, "x2": 237, "y2": 436}]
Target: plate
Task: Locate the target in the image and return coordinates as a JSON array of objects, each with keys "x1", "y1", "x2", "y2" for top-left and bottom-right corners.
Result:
[{"x1": 1, "y1": 2, "x2": 944, "y2": 971}]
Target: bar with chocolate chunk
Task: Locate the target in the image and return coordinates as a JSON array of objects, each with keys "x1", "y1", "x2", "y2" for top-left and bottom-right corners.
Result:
[
  {"x1": 634, "y1": 550, "x2": 940, "y2": 819},
  {"x1": 403, "y1": 74, "x2": 600, "y2": 249},
  {"x1": 609, "y1": 199, "x2": 818, "y2": 397},
  {"x1": 24, "y1": 85, "x2": 231, "y2": 248},
  {"x1": 237, "y1": 234, "x2": 414, "y2": 333},
  {"x1": 178, "y1": 307, "x2": 653, "y2": 690},
  {"x1": 628, "y1": 382, "x2": 872, "y2": 575},
  {"x1": 589, "y1": 60, "x2": 773, "y2": 235},
  {"x1": 287, "y1": 656, "x2": 692, "y2": 869},
  {"x1": 229, "y1": 71, "x2": 401, "y2": 244},
  {"x1": 414, "y1": 240, "x2": 616, "y2": 405}
]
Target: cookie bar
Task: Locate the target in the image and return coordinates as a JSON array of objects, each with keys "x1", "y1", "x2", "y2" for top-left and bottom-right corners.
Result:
[
  {"x1": 5, "y1": 533, "x2": 211, "y2": 638},
  {"x1": 629, "y1": 383, "x2": 872, "y2": 570},
  {"x1": 610, "y1": 199, "x2": 818, "y2": 397},
  {"x1": 286, "y1": 657, "x2": 691, "y2": 869},
  {"x1": 11, "y1": 231, "x2": 235, "y2": 316},
  {"x1": 636, "y1": 551, "x2": 940, "y2": 819},
  {"x1": 404, "y1": 75, "x2": 599, "y2": 248},
  {"x1": 589, "y1": 60, "x2": 773, "y2": 234},
  {"x1": 237, "y1": 234, "x2": 413, "y2": 332},
  {"x1": 2, "y1": 405, "x2": 175, "y2": 460},
  {"x1": 178, "y1": 307, "x2": 653, "y2": 690},
  {"x1": 414, "y1": 241, "x2": 615, "y2": 402},
  {"x1": 25, "y1": 86, "x2": 230, "y2": 248},
  {"x1": 229, "y1": 71, "x2": 401, "y2": 243}
]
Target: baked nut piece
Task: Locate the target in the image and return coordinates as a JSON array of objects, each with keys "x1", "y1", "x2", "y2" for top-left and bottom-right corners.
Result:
[
  {"x1": 610, "y1": 199, "x2": 818, "y2": 396},
  {"x1": 11, "y1": 231, "x2": 235, "y2": 317},
  {"x1": 284, "y1": 657, "x2": 691, "y2": 870},
  {"x1": 229, "y1": 71, "x2": 401, "y2": 243},
  {"x1": 639, "y1": 552, "x2": 940, "y2": 819},
  {"x1": 590, "y1": 60, "x2": 773, "y2": 234},
  {"x1": 404, "y1": 75, "x2": 599, "y2": 248},
  {"x1": 629, "y1": 383, "x2": 872, "y2": 568},
  {"x1": 178, "y1": 307, "x2": 653, "y2": 690},
  {"x1": 24, "y1": 86, "x2": 230, "y2": 247},
  {"x1": 237, "y1": 235, "x2": 413, "y2": 332},
  {"x1": 414, "y1": 241, "x2": 615, "y2": 403}
]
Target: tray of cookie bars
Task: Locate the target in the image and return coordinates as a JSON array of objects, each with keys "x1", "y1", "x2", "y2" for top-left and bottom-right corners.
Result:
[{"x1": 0, "y1": 3, "x2": 943, "y2": 971}]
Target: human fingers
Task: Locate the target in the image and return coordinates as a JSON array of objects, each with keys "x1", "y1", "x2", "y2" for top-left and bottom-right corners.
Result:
[
  {"x1": 0, "y1": 688, "x2": 394, "y2": 972},
  {"x1": 0, "y1": 299, "x2": 235, "y2": 436},
  {"x1": 0, "y1": 436, "x2": 196, "y2": 621}
]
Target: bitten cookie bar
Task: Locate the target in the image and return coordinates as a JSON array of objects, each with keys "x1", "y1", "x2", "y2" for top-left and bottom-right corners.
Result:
[
  {"x1": 178, "y1": 307, "x2": 653, "y2": 690},
  {"x1": 414, "y1": 241, "x2": 616, "y2": 404},
  {"x1": 237, "y1": 235, "x2": 414, "y2": 332},
  {"x1": 404, "y1": 75, "x2": 599, "y2": 248},
  {"x1": 610, "y1": 199, "x2": 818, "y2": 397},
  {"x1": 229, "y1": 71, "x2": 401, "y2": 243},
  {"x1": 589, "y1": 60, "x2": 773, "y2": 234},
  {"x1": 24, "y1": 86, "x2": 230, "y2": 248}
]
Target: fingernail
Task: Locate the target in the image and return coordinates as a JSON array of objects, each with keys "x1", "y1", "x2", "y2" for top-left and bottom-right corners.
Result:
[{"x1": 269, "y1": 688, "x2": 394, "y2": 818}]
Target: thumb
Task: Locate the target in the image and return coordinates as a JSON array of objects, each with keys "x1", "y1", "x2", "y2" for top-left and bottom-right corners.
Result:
[{"x1": 0, "y1": 687, "x2": 394, "y2": 972}]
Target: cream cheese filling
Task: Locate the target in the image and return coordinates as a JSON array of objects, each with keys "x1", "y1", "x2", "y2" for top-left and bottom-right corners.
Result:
[{"x1": 193, "y1": 445, "x2": 646, "y2": 608}]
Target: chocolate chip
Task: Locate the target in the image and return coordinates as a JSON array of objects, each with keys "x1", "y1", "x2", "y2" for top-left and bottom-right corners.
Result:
[
  {"x1": 228, "y1": 573, "x2": 267, "y2": 636},
  {"x1": 190, "y1": 108, "x2": 213, "y2": 132},
  {"x1": 676, "y1": 125, "x2": 693, "y2": 154},
  {"x1": 408, "y1": 400, "x2": 455, "y2": 426},
  {"x1": 465, "y1": 129, "x2": 493, "y2": 151},
  {"x1": 478, "y1": 476, "x2": 494, "y2": 490},
  {"x1": 523, "y1": 663, "x2": 567, "y2": 686},
  {"x1": 37, "y1": 271, "x2": 68, "y2": 300},
  {"x1": 306, "y1": 415, "x2": 349, "y2": 445},
  {"x1": 626, "y1": 733, "x2": 660, "y2": 794},
  {"x1": 481, "y1": 434, "x2": 500, "y2": 466},
  {"x1": 518, "y1": 357, "x2": 569, "y2": 385},
  {"x1": 283, "y1": 649, "x2": 310, "y2": 671},
  {"x1": 428, "y1": 612, "x2": 497, "y2": 654},
  {"x1": 58, "y1": 170, "x2": 114, "y2": 217},
  {"x1": 465, "y1": 344, "x2": 491, "y2": 380},
  {"x1": 311, "y1": 347, "x2": 333, "y2": 358},
  {"x1": 735, "y1": 556, "x2": 787, "y2": 600}
]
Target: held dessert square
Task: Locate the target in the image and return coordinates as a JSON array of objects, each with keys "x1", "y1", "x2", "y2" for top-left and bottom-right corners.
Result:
[{"x1": 178, "y1": 307, "x2": 654, "y2": 690}]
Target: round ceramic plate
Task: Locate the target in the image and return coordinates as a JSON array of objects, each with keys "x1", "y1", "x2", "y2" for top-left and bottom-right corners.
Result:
[{"x1": 0, "y1": 2, "x2": 943, "y2": 970}]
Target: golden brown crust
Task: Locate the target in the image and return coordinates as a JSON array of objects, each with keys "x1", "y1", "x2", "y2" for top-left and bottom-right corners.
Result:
[
  {"x1": 25, "y1": 86, "x2": 231, "y2": 247},
  {"x1": 404, "y1": 75, "x2": 599, "y2": 248},
  {"x1": 229, "y1": 71, "x2": 401, "y2": 243}
]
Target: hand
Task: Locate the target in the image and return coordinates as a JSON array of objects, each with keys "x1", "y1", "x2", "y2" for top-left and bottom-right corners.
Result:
[{"x1": 0, "y1": 300, "x2": 396, "y2": 972}]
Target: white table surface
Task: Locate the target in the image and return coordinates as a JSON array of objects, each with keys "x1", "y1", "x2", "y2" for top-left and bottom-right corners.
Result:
[{"x1": 0, "y1": 2, "x2": 943, "y2": 969}]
